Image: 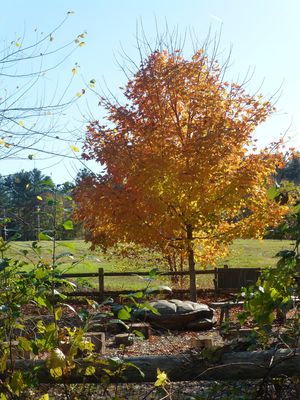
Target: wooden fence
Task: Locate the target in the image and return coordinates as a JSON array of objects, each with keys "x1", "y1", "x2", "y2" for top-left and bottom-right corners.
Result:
[{"x1": 60, "y1": 266, "x2": 261, "y2": 300}]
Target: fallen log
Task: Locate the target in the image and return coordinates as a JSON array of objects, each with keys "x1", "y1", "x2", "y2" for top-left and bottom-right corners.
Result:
[{"x1": 4, "y1": 349, "x2": 300, "y2": 384}]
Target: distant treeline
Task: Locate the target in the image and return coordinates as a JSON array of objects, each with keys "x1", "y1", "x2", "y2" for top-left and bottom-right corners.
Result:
[{"x1": 0, "y1": 168, "x2": 84, "y2": 241}]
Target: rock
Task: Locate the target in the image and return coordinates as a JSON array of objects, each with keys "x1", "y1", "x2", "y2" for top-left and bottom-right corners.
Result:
[
  {"x1": 136, "y1": 299, "x2": 215, "y2": 331},
  {"x1": 186, "y1": 319, "x2": 215, "y2": 331}
]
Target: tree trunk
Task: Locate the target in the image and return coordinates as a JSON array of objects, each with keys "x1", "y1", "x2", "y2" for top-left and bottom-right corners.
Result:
[
  {"x1": 187, "y1": 224, "x2": 197, "y2": 302},
  {"x1": 7, "y1": 349, "x2": 300, "y2": 384}
]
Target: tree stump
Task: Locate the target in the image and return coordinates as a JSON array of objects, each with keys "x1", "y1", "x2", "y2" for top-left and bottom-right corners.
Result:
[
  {"x1": 129, "y1": 323, "x2": 151, "y2": 339},
  {"x1": 84, "y1": 332, "x2": 105, "y2": 354},
  {"x1": 114, "y1": 333, "x2": 134, "y2": 347},
  {"x1": 190, "y1": 336, "x2": 213, "y2": 349}
]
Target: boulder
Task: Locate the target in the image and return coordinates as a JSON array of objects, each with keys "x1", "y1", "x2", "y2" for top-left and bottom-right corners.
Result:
[{"x1": 136, "y1": 299, "x2": 215, "y2": 331}]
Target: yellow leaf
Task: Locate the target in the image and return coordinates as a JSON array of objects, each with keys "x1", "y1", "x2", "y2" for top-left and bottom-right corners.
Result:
[
  {"x1": 70, "y1": 145, "x2": 80, "y2": 152},
  {"x1": 89, "y1": 78, "x2": 96, "y2": 88},
  {"x1": 79, "y1": 42, "x2": 85, "y2": 47},
  {"x1": 85, "y1": 366, "x2": 95, "y2": 376},
  {"x1": 18, "y1": 121, "x2": 24, "y2": 127},
  {"x1": 37, "y1": 196, "x2": 43, "y2": 201},
  {"x1": 15, "y1": 42, "x2": 21, "y2": 47},
  {"x1": 72, "y1": 68, "x2": 77, "y2": 75},
  {"x1": 38, "y1": 395, "x2": 49, "y2": 400},
  {"x1": 154, "y1": 368, "x2": 168, "y2": 387},
  {"x1": 50, "y1": 367, "x2": 63, "y2": 378},
  {"x1": 47, "y1": 348, "x2": 66, "y2": 370}
]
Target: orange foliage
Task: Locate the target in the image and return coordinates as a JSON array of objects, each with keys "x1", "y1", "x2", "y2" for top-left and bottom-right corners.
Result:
[{"x1": 75, "y1": 50, "x2": 288, "y2": 270}]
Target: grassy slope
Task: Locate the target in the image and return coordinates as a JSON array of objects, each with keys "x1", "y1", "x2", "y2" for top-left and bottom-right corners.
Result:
[{"x1": 7, "y1": 239, "x2": 294, "y2": 290}]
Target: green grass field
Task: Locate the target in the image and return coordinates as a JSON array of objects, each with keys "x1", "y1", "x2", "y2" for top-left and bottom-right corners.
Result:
[{"x1": 6, "y1": 239, "x2": 294, "y2": 291}]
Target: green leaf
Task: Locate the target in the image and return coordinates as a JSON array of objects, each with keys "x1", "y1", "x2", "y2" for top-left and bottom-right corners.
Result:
[
  {"x1": 38, "y1": 232, "x2": 53, "y2": 241},
  {"x1": 120, "y1": 291, "x2": 143, "y2": 299},
  {"x1": 0, "y1": 351, "x2": 8, "y2": 374},
  {"x1": 110, "y1": 319, "x2": 129, "y2": 330},
  {"x1": 148, "y1": 268, "x2": 160, "y2": 279},
  {"x1": 0, "y1": 258, "x2": 9, "y2": 271},
  {"x1": 142, "y1": 302, "x2": 160, "y2": 315},
  {"x1": 78, "y1": 309, "x2": 89, "y2": 322},
  {"x1": 63, "y1": 220, "x2": 74, "y2": 230},
  {"x1": 267, "y1": 186, "x2": 280, "y2": 200},
  {"x1": 275, "y1": 250, "x2": 295, "y2": 259},
  {"x1": 124, "y1": 361, "x2": 145, "y2": 378},
  {"x1": 34, "y1": 296, "x2": 48, "y2": 308},
  {"x1": 294, "y1": 203, "x2": 300, "y2": 214},
  {"x1": 10, "y1": 370, "x2": 24, "y2": 396},
  {"x1": 34, "y1": 269, "x2": 49, "y2": 280},
  {"x1": 132, "y1": 329, "x2": 144, "y2": 338},
  {"x1": 58, "y1": 242, "x2": 76, "y2": 251},
  {"x1": 41, "y1": 179, "x2": 54, "y2": 187},
  {"x1": 55, "y1": 307, "x2": 63, "y2": 321},
  {"x1": 17, "y1": 337, "x2": 32, "y2": 351},
  {"x1": 118, "y1": 308, "x2": 131, "y2": 321},
  {"x1": 53, "y1": 289, "x2": 67, "y2": 300}
]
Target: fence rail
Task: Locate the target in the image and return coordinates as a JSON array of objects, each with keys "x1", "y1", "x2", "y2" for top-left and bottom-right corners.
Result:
[{"x1": 58, "y1": 266, "x2": 261, "y2": 300}]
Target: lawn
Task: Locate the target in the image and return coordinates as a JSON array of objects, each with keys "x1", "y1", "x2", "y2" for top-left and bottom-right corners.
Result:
[
  {"x1": 216, "y1": 239, "x2": 295, "y2": 268},
  {"x1": 6, "y1": 239, "x2": 294, "y2": 291}
]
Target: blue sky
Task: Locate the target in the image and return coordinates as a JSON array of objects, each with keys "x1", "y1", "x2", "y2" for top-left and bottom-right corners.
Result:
[{"x1": 1, "y1": 0, "x2": 300, "y2": 183}]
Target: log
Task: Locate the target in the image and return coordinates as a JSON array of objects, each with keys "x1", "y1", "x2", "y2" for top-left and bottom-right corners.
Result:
[{"x1": 4, "y1": 349, "x2": 300, "y2": 384}]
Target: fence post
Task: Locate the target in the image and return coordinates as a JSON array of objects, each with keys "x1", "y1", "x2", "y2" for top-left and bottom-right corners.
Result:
[
  {"x1": 98, "y1": 268, "x2": 104, "y2": 302},
  {"x1": 213, "y1": 267, "x2": 218, "y2": 299}
]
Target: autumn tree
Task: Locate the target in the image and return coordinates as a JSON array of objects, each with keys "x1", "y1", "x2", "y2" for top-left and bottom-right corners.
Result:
[{"x1": 75, "y1": 48, "x2": 288, "y2": 301}]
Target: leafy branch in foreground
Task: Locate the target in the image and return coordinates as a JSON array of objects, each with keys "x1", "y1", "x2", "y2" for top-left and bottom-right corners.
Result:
[{"x1": 0, "y1": 12, "x2": 88, "y2": 163}]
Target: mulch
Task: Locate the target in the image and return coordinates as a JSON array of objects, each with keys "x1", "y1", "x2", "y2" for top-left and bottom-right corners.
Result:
[{"x1": 16, "y1": 297, "x2": 300, "y2": 399}]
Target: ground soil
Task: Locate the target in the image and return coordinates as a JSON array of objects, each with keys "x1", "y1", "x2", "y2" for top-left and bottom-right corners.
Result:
[{"x1": 16, "y1": 297, "x2": 300, "y2": 399}]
